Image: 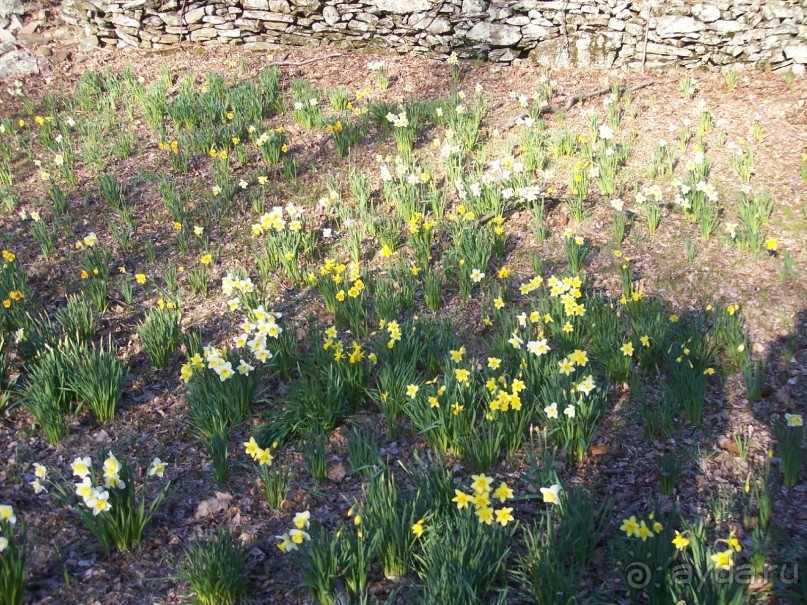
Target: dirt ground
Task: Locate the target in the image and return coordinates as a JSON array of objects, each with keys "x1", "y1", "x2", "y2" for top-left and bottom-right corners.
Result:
[{"x1": 1, "y1": 19, "x2": 806, "y2": 605}]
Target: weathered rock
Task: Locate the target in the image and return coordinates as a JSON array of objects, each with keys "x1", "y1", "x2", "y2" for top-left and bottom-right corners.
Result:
[
  {"x1": 0, "y1": 0, "x2": 22, "y2": 19},
  {"x1": 322, "y1": 5, "x2": 339, "y2": 25},
  {"x1": 467, "y1": 21, "x2": 521, "y2": 46},
  {"x1": 184, "y1": 7, "x2": 206, "y2": 24},
  {"x1": 462, "y1": 0, "x2": 486, "y2": 14},
  {"x1": 242, "y1": 9, "x2": 293, "y2": 22},
  {"x1": 78, "y1": 34, "x2": 100, "y2": 52},
  {"x1": 374, "y1": 0, "x2": 432, "y2": 14},
  {"x1": 110, "y1": 13, "x2": 141, "y2": 28},
  {"x1": 655, "y1": 15, "x2": 704, "y2": 36},
  {"x1": 489, "y1": 47, "x2": 517, "y2": 61},
  {"x1": 784, "y1": 44, "x2": 807, "y2": 63},
  {"x1": 693, "y1": 3, "x2": 721, "y2": 23},
  {"x1": 0, "y1": 48, "x2": 39, "y2": 76},
  {"x1": 711, "y1": 19, "x2": 744, "y2": 34},
  {"x1": 19, "y1": 19, "x2": 40, "y2": 35}
]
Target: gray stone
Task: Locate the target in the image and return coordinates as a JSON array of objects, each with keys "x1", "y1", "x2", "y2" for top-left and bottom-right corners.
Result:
[
  {"x1": 110, "y1": 13, "x2": 141, "y2": 28},
  {"x1": 784, "y1": 44, "x2": 807, "y2": 63},
  {"x1": 693, "y1": 3, "x2": 721, "y2": 23},
  {"x1": 608, "y1": 17, "x2": 625, "y2": 31},
  {"x1": 267, "y1": 0, "x2": 291, "y2": 12},
  {"x1": 189, "y1": 26, "x2": 217, "y2": 40},
  {"x1": 462, "y1": 0, "x2": 488, "y2": 15},
  {"x1": 322, "y1": 5, "x2": 339, "y2": 25},
  {"x1": 78, "y1": 33, "x2": 100, "y2": 51},
  {"x1": 290, "y1": 0, "x2": 321, "y2": 13},
  {"x1": 243, "y1": 40, "x2": 278, "y2": 50},
  {"x1": 489, "y1": 47, "x2": 517, "y2": 61},
  {"x1": 184, "y1": 7, "x2": 205, "y2": 24},
  {"x1": 0, "y1": 0, "x2": 22, "y2": 19},
  {"x1": 243, "y1": 0, "x2": 269, "y2": 8},
  {"x1": 281, "y1": 31, "x2": 319, "y2": 45},
  {"x1": 348, "y1": 19, "x2": 371, "y2": 31},
  {"x1": 655, "y1": 15, "x2": 704, "y2": 36},
  {"x1": 467, "y1": 21, "x2": 521, "y2": 46},
  {"x1": 19, "y1": 19, "x2": 40, "y2": 34},
  {"x1": 373, "y1": 0, "x2": 431, "y2": 14},
  {"x1": 529, "y1": 36, "x2": 570, "y2": 67},
  {"x1": 355, "y1": 12, "x2": 379, "y2": 25},
  {"x1": 417, "y1": 15, "x2": 450, "y2": 34},
  {"x1": 116, "y1": 30, "x2": 140, "y2": 46},
  {"x1": 505, "y1": 15, "x2": 529, "y2": 26},
  {"x1": 711, "y1": 19, "x2": 744, "y2": 34},
  {"x1": 241, "y1": 10, "x2": 293, "y2": 22},
  {"x1": 522, "y1": 23, "x2": 550, "y2": 39},
  {"x1": 644, "y1": 41, "x2": 694, "y2": 57}
]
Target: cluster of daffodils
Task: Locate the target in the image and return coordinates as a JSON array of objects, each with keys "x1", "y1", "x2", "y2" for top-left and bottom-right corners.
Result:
[
  {"x1": 709, "y1": 534, "x2": 743, "y2": 570},
  {"x1": 407, "y1": 212, "x2": 437, "y2": 235},
  {"x1": 157, "y1": 139, "x2": 180, "y2": 155},
  {"x1": 322, "y1": 326, "x2": 372, "y2": 364},
  {"x1": 452, "y1": 474, "x2": 516, "y2": 526},
  {"x1": 380, "y1": 319, "x2": 402, "y2": 349},
  {"x1": 2, "y1": 288, "x2": 23, "y2": 309},
  {"x1": 620, "y1": 513, "x2": 664, "y2": 542},
  {"x1": 450, "y1": 202, "x2": 478, "y2": 223},
  {"x1": 667, "y1": 528, "x2": 742, "y2": 571},
  {"x1": 485, "y1": 374, "x2": 525, "y2": 413},
  {"x1": 252, "y1": 126, "x2": 287, "y2": 146},
  {"x1": 276, "y1": 511, "x2": 311, "y2": 552},
  {"x1": 408, "y1": 379, "x2": 465, "y2": 416},
  {"x1": 0, "y1": 503, "x2": 16, "y2": 552},
  {"x1": 518, "y1": 274, "x2": 544, "y2": 296},
  {"x1": 221, "y1": 272, "x2": 256, "y2": 301},
  {"x1": 57, "y1": 454, "x2": 165, "y2": 516},
  {"x1": 385, "y1": 111, "x2": 410, "y2": 128},
  {"x1": 70, "y1": 456, "x2": 112, "y2": 514},
  {"x1": 244, "y1": 436, "x2": 274, "y2": 465},
  {"x1": 634, "y1": 183, "x2": 664, "y2": 205},
  {"x1": 547, "y1": 274, "x2": 586, "y2": 320},
  {"x1": 378, "y1": 156, "x2": 430, "y2": 185},
  {"x1": 317, "y1": 259, "x2": 365, "y2": 301},
  {"x1": 672, "y1": 179, "x2": 718, "y2": 211},
  {"x1": 250, "y1": 203, "x2": 304, "y2": 236},
  {"x1": 30, "y1": 462, "x2": 48, "y2": 494},
  {"x1": 180, "y1": 308, "x2": 281, "y2": 382},
  {"x1": 487, "y1": 155, "x2": 525, "y2": 181},
  {"x1": 293, "y1": 98, "x2": 318, "y2": 111}
]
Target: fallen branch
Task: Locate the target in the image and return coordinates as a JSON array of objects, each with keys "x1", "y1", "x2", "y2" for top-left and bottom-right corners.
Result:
[
  {"x1": 265, "y1": 52, "x2": 343, "y2": 68},
  {"x1": 477, "y1": 196, "x2": 565, "y2": 226},
  {"x1": 561, "y1": 80, "x2": 656, "y2": 112},
  {"x1": 505, "y1": 80, "x2": 657, "y2": 129},
  {"x1": 748, "y1": 94, "x2": 807, "y2": 143}
]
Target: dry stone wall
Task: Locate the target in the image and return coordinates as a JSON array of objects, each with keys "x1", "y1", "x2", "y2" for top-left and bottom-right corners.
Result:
[{"x1": 59, "y1": 0, "x2": 807, "y2": 72}]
